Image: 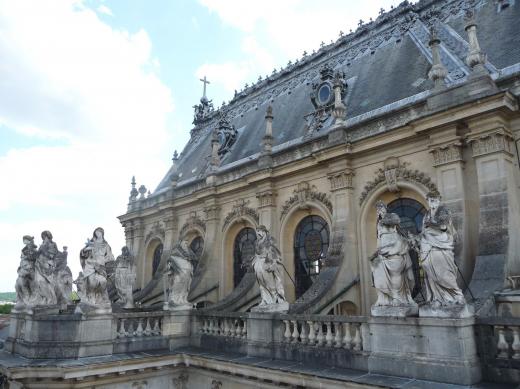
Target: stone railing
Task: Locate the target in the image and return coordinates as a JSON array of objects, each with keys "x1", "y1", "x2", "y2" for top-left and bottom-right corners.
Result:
[
  {"x1": 197, "y1": 312, "x2": 247, "y2": 339},
  {"x1": 476, "y1": 317, "x2": 520, "y2": 384},
  {"x1": 279, "y1": 314, "x2": 365, "y2": 351},
  {"x1": 114, "y1": 311, "x2": 164, "y2": 339}
]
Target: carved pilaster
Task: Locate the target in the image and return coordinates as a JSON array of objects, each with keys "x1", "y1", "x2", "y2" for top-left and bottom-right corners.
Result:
[
  {"x1": 327, "y1": 169, "x2": 354, "y2": 191},
  {"x1": 256, "y1": 190, "x2": 277, "y2": 208}
]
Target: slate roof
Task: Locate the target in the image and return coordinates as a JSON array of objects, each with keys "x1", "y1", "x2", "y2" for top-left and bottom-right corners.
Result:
[{"x1": 154, "y1": 0, "x2": 520, "y2": 193}]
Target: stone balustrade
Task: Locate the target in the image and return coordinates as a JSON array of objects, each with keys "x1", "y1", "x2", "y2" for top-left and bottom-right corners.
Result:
[
  {"x1": 494, "y1": 324, "x2": 520, "y2": 360},
  {"x1": 197, "y1": 312, "x2": 247, "y2": 339},
  {"x1": 279, "y1": 315, "x2": 365, "y2": 351},
  {"x1": 114, "y1": 312, "x2": 164, "y2": 339}
]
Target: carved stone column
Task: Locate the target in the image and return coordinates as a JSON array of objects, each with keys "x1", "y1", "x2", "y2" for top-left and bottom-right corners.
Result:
[
  {"x1": 327, "y1": 163, "x2": 359, "y2": 310},
  {"x1": 428, "y1": 125, "x2": 473, "y2": 281},
  {"x1": 163, "y1": 211, "x2": 178, "y2": 253},
  {"x1": 256, "y1": 184, "x2": 277, "y2": 233},
  {"x1": 466, "y1": 113, "x2": 520, "y2": 292},
  {"x1": 203, "y1": 200, "x2": 221, "y2": 296}
]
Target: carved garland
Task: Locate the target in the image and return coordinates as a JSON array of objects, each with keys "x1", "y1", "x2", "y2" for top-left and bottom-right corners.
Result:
[
  {"x1": 359, "y1": 165, "x2": 438, "y2": 205},
  {"x1": 221, "y1": 200, "x2": 260, "y2": 231},
  {"x1": 179, "y1": 212, "x2": 206, "y2": 238},
  {"x1": 280, "y1": 182, "x2": 333, "y2": 221}
]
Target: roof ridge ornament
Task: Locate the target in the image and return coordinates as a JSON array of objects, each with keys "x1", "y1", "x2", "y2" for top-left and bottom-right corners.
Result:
[
  {"x1": 464, "y1": 8, "x2": 487, "y2": 76},
  {"x1": 428, "y1": 26, "x2": 448, "y2": 91},
  {"x1": 192, "y1": 75, "x2": 214, "y2": 126}
]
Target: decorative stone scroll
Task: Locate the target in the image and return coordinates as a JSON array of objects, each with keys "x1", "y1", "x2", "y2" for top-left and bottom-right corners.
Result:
[
  {"x1": 179, "y1": 211, "x2": 206, "y2": 238},
  {"x1": 359, "y1": 162, "x2": 438, "y2": 205},
  {"x1": 221, "y1": 199, "x2": 260, "y2": 231},
  {"x1": 280, "y1": 182, "x2": 333, "y2": 221}
]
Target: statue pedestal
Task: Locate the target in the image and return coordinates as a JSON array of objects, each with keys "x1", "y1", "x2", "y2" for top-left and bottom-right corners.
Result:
[
  {"x1": 5, "y1": 309, "x2": 114, "y2": 358},
  {"x1": 371, "y1": 304, "x2": 418, "y2": 318},
  {"x1": 419, "y1": 303, "x2": 474, "y2": 318},
  {"x1": 74, "y1": 302, "x2": 112, "y2": 315},
  {"x1": 367, "y1": 316, "x2": 481, "y2": 385},
  {"x1": 251, "y1": 301, "x2": 289, "y2": 313}
]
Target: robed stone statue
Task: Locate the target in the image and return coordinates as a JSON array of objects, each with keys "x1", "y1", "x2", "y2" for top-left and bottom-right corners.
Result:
[
  {"x1": 163, "y1": 239, "x2": 195, "y2": 311},
  {"x1": 115, "y1": 246, "x2": 136, "y2": 309}
]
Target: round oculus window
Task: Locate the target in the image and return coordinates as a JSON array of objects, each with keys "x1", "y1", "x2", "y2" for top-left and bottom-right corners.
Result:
[{"x1": 317, "y1": 83, "x2": 332, "y2": 105}]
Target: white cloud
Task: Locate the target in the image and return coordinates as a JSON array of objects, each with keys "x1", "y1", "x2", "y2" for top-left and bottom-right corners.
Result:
[
  {"x1": 0, "y1": 0, "x2": 177, "y2": 290},
  {"x1": 97, "y1": 4, "x2": 113, "y2": 16}
]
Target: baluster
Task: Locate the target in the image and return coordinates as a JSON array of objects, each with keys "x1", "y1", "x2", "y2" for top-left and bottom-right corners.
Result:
[
  {"x1": 307, "y1": 321, "x2": 316, "y2": 345},
  {"x1": 203, "y1": 318, "x2": 209, "y2": 333},
  {"x1": 153, "y1": 318, "x2": 161, "y2": 335},
  {"x1": 342, "y1": 323, "x2": 352, "y2": 349},
  {"x1": 283, "y1": 320, "x2": 291, "y2": 343},
  {"x1": 232, "y1": 319, "x2": 239, "y2": 338},
  {"x1": 353, "y1": 324, "x2": 362, "y2": 351},
  {"x1": 325, "y1": 322, "x2": 333, "y2": 347},
  {"x1": 144, "y1": 318, "x2": 152, "y2": 336},
  {"x1": 512, "y1": 326, "x2": 520, "y2": 360},
  {"x1": 242, "y1": 320, "x2": 247, "y2": 339},
  {"x1": 316, "y1": 322, "x2": 324, "y2": 347},
  {"x1": 334, "y1": 322, "x2": 342, "y2": 348},
  {"x1": 208, "y1": 318, "x2": 214, "y2": 334},
  {"x1": 199, "y1": 318, "x2": 206, "y2": 334},
  {"x1": 119, "y1": 319, "x2": 126, "y2": 338},
  {"x1": 126, "y1": 320, "x2": 134, "y2": 338},
  {"x1": 291, "y1": 320, "x2": 300, "y2": 343},
  {"x1": 300, "y1": 321, "x2": 308, "y2": 345},
  {"x1": 136, "y1": 318, "x2": 144, "y2": 337},
  {"x1": 496, "y1": 326, "x2": 509, "y2": 358},
  {"x1": 223, "y1": 318, "x2": 229, "y2": 337}
]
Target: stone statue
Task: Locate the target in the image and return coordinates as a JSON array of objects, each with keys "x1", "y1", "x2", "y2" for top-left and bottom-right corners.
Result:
[
  {"x1": 251, "y1": 225, "x2": 289, "y2": 312},
  {"x1": 115, "y1": 246, "x2": 136, "y2": 309},
  {"x1": 419, "y1": 191, "x2": 473, "y2": 318},
  {"x1": 370, "y1": 201, "x2": 417, "y2": 317},
  {"x1": 163, "y1": 239, "x2": 195, "y2": 310},
  {"x1": 14, "y1": 236, "x2": 38, "y2": 309},
  {"x1": 54, "y1": 246, "x2": 73, "y2": 306},
  {"x1": 33, "y1": 230, "x2": 59, "y2": 305},
  {"x1": 76, "y1": 227, "x2": 114, "y2": 313}
]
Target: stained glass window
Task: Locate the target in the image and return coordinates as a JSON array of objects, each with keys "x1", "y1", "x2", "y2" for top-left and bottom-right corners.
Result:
[
  {"x1": 233, "y1": 228, "x2": 257, "y2": 287},
  {"x1": 294, "y1": 215, "x2": 330, "y2": 299},
  {"x1": 152, "y1": 243, "x2": 163, "y2": 276}
]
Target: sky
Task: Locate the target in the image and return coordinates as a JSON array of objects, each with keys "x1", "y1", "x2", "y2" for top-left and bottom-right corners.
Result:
[{"x1": 0, "y1": 0, "x2": 403, "y2": 292}]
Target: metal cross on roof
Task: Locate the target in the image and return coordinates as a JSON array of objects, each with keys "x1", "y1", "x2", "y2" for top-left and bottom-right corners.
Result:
[{"x1": 199, "y1": 76, "x2": 210, "y2": 98}]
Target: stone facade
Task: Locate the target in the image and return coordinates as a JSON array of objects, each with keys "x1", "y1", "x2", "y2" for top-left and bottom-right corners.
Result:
[{"x1": 2, "y1": 0, "x2": 520, "y2": 387}]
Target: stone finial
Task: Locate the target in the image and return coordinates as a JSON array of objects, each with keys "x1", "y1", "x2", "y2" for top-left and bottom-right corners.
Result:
[
  {"x1": 262, "y1": 106, "x2": 274, "y2": 155},
  {"x1": 332, "y1": 72, "x2": 347, "y2": 123},
  {"x1": 129, "y1": 176, "x2": 138, "y2": 202},
  {"x1": 428, "y1": 27, "x2": 448, "y2": 90},
  {"x1": 210, "y1": 130, "x2": 220, "y2": 168},
  {"x1": 464, "y1": 9, "x2": 487, "y2": 74},
  {"x1": 172, "y1": 150, "x2": 178, "y2": 162},
  {"x1": 138, "y1": 184, "x2": 147, "y2": 200}
]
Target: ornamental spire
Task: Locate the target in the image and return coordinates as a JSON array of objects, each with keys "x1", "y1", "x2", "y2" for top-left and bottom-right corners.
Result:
[
  {"x1": 464, "y1": 9, "x2": 487, "y2": 75},
  {"x1": 428, "y1": 27, "x2": 448, "y2": 90}
]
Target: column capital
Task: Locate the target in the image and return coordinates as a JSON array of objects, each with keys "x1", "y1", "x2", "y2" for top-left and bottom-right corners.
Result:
[
  {"x1": 256, "y1": 190, "x2": 277, "y2": 208},
  {"x1": 429, "y1": 142, "x2": 464, "y2": 167},
  {"x1": 327, "y1": 169, "x2": 355, "y2": 192},
  {"x1": 467, "y1": 130, "x2": 514, "y2": 158}
]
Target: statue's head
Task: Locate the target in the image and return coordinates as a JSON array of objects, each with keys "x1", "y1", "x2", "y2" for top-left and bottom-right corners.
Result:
[
  {"x1": 256, "y1": 225, "x2": 268, "y2": 240},
  {"x1": 375, "y1": 200, "x2": 387, "y2": 217},
  {"x1": 41, "y1": 230, "x2": 53, "y2": 241},
  {"x1": 380, "y1": 213, "x2": 400, "y2": 232},
  {"x1": 180, "y1": 239, "x2": 189, "y2": 252},
  {"x1": 93, "y1": 227, "x2": 104, "y2": 240},
  {"x1": 426, "y1": 190, "x2": 441, "y2": 210},
  {"x1": 122, "y1": 246, "x2": 130, "y2": 256},
  {"x1": 23, "y1": 235, "x2": 34, "y2": 245}
]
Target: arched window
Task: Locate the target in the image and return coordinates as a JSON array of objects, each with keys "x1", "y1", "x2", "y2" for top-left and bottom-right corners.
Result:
[
  {"x1": 233, "y1": 227, "x2": 257, "y2": 287},
  {"x1": 294, "y1": 215, "x2": 330, "y2": 299},
  {"x1": 387, "y1": 198, "x2": 427, "y2": 298},
  {"x1": 152, "y1": 243, "x2": 163, "y2": 276},
  {"x1": 190, "y1": 236, "x2": 204, "y2": 271}
]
